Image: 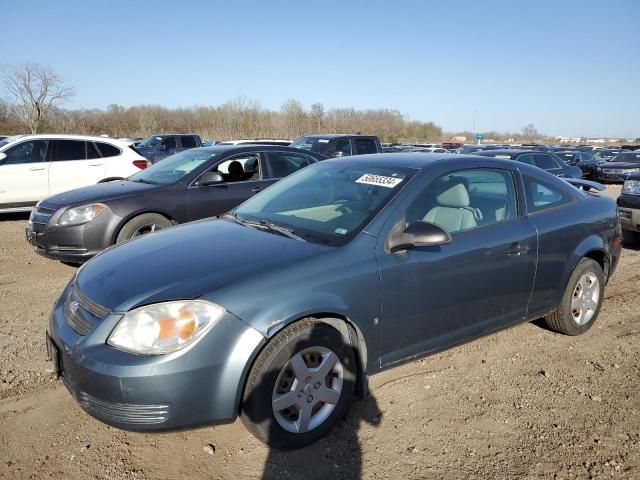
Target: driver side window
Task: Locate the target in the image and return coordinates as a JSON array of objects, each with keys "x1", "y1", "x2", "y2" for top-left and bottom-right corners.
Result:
[
  {"x1": 213, "y1": 155, "x2": 260, "y2": 183},
  {"x1": 405, "y1": 169, "x2": 517, "y2": 234},
  {"x1": 2, "y1": 140, "x2": 49, "y2": 165}
]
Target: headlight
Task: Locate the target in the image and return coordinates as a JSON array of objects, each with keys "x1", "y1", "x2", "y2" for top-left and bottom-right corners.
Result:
[
  {"x1": 623, "y1": 179, "x2": 640, "y2": 195},
  {"x1": 107, "y1": 300, "x2": 225, "y2": 355},
  {"x1": 59, "y1": 203, "x2": 106, "y2": 226},
  {"x1": 619, "y1": 168, "x2": 640, "y2": 175}
]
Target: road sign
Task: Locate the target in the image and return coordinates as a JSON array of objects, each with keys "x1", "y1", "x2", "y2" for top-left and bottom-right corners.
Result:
[{"x1": 475, "y1": 133, "x2": 484, "y2": 140}]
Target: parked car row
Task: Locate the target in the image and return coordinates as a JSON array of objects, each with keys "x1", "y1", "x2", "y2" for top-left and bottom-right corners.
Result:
[
  {"x1": 0, "y1": 128, "x2": 625, "y2": 450},
  {"x1": 26, "y1": 145, "x2": 326, "y2": 263}
]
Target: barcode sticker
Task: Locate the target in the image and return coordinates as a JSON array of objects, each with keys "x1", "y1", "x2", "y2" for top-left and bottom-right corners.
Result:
[{"x1": 355, "y1": 174, "x2": 403, "y2": 188}]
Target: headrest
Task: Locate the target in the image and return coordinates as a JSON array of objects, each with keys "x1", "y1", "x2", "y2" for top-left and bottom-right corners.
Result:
[
  {"x1": 228, "y1": 161, "x2": 244, "y2": 175},
  {"x1": 434, "y1": 177, "x2": 470, "y2": 208}
]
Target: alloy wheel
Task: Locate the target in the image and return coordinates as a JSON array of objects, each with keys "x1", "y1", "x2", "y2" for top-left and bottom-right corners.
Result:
[{"x1": 271, "y1": 346, "x2": 344, "y2": 434}]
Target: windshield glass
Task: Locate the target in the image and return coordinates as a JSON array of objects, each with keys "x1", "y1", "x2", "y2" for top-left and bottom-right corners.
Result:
[
  {"x1": 290, "y1": 136, "x2": 331, "y2": 154},
  {"x1": 138, "y1": 136, "x2": 163, "y2": 148},
  {"x1": 0, "y1": 139, "x2": 10, "y2": 148},
  {"x1": 128, "y1": 149, "x2": 216, "y2": 185},
  {"x1": 610, "y1": 153, "x2": 640, "y2": 163},
  {"x1": 235, "y1": 162, "x2": 415, "y2": 245}
]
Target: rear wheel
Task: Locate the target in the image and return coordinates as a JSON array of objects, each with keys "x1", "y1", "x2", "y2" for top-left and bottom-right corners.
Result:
[
  {"x1": 544, "y1": 258, "x2": 605, "y2": 335},
  {"x1": 241, "y1": 319, "x2": 356, "y2": 450},
  {"x1": 116, "y1": 213, "x2": 173, "y2": 243}
]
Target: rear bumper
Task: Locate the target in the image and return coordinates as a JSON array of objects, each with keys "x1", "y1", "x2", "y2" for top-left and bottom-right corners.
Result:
[{"x1": 48, "y1": 286, "x2": 265, "y2": 431}]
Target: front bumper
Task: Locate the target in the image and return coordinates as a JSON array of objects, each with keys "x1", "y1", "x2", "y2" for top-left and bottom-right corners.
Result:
[
  {"x1": 48, "y1": 286, "x2": 265, "y2": 431},
  {"x1": 594, "y1": 170, "x2": 633, "y2": 184},
  {"x1": 617, "y1": 194, "x2": 640, "y2": 233},
  {"x1": 26, "y1": 206, "x2": 121, "y2": 263}
]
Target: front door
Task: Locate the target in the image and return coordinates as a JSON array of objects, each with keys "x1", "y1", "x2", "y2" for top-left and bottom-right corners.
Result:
[
  {"x1": 377, "y1": 167, "x2": 537, "y2": 367},
  {"x1": 0, "y1": 139, "x2": 50, "y2": 207}
]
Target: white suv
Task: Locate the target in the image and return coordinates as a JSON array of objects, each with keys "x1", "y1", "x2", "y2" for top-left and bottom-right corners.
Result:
[{"x1": 0, "y1": 134, "x2": 150, "y2": 212}]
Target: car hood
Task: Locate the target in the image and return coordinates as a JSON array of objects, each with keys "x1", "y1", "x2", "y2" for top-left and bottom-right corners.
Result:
[
  {"x1": 41, "y1": 181, "x2": 159, "y2": 208},
  {"x1": 75, "y1": 218, "x2": 330, "y2": 312},
  {"x1": 601, "y1": 162, "x2": 640, "y2": 169}
]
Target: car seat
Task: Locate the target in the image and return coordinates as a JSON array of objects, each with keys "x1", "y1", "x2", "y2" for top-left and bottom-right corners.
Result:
[
  {"x1": 423, "y1": 177, "x2": 479, "y2": 233},
  {"x1": 226, "y1": 160, "x2": 245, "y2": 182}
]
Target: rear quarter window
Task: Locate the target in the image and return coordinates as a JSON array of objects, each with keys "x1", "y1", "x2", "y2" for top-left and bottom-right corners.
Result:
[
  {"x1": 523, "y1": 174, "x2": 572, "y2": 213},
  {"x1": 94, "y1": 142, "x2": 121, "y2": 158},
  {"x1": 180, "y1": 136, "x2": 198, "y2": 148},
  {"x1": 354, "y1": 138, "x2": 378, "y2": 154}
]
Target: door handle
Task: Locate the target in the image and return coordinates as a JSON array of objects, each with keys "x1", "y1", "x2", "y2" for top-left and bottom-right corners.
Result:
[
  {"x1": 507, "y1": 243, "x2": 530, "y2": 256},
  {"x1": 88, "y1": 163, "x2": 103, "y2": 166},
  {"x1": 251, "y1": 187, "x2": 263, "y2": 193},
  {"x1": 28, "y1": 166, "x2": 45, "y2": 171}
]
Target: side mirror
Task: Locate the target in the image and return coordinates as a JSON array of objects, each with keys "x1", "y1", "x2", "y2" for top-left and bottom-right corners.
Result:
[
  {"x1": 197, "y1": 171, "x2": 224, "y2": 186},
  {"x1": 0, "y1": 152, "x2": 6, "y2": 164},
  {"x1": 387, "y1": 221, "x2": 452, "y2": 252},
  {"x1": 158, "y1": 144, "x2": 167, "y2": 151}
]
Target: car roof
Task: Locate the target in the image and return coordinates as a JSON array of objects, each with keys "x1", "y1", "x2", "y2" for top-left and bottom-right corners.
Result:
[
  {"x1": 145, "y1": 133, "x2": 198, "y2": 137},
  {"x1": 187, "y1": 144, "x2": 327, "y2": 157},
  {"x1": 0, "y1": 134, "x2": 132, "y2": 147},
  {"x1": 296, "y1": 134, "x2": 377, "y2": 139},
  {"x1": 476, "y1": 149, "x2": 541, "y2": 156},
  {"x1": 317, "y1": 152, "x2": 517, "y2": 169}
]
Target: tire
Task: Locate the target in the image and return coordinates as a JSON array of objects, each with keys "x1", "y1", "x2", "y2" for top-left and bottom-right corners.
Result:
[
  {"x1": 241, "y1": 319, "x2": 356, "y2": 450},
  {"x1": 544, "y1": 258, "x2": 605, "y2": 336},
  {"x1": 622, "y1": 230, "x2": 640, "y2": 247},
  {"x1": 115, "y1": 213, "x2": 173, "y2": 243}
]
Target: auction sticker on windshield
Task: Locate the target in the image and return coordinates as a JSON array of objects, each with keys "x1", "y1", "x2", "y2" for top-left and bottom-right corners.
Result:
[{"x1": 356, "y1": 173, "x2": 403, "y2": 188}]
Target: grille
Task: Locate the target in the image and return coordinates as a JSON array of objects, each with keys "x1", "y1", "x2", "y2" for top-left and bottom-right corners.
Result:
[
  {"x1": 29, "y1": 206, "x2": 56, "y2": 233},
  {"x1": 77, "y1": 391, "x2": 170, "y2": 425},
  {"x1": 64, "y1": 285, "x2": 110, "y2": 335},
  {"x1": 74, "y1": 286, "x2": 110, "y2": 318}
]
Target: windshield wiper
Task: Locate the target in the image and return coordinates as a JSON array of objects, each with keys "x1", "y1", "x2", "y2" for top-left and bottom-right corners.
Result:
[
  {"x1": 224, "y1": 212, "x2": 304, "y2": 241},
  {"x1": 133, "y1": 178, "x2": 158, "y2": 185}
]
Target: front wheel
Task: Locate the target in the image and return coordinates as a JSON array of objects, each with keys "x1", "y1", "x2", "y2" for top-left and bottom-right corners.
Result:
[
  {"x1": 544, "y1": 258, "x2": 605, "y2": 335},
  {"x1": 116, "y1": 213, "x2": 173, "y2": 243},
  {"x1": 241, "y1": 319, "x2": 356, "y2": 450}
]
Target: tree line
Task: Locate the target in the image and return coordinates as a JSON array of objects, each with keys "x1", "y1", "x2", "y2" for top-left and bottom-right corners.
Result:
[
  {"x1": 0, "y1": 64, "x2": 443, "y2": 142},
  {"x1": 0, "y1": 63, "x2": 560, "y2": 144}
]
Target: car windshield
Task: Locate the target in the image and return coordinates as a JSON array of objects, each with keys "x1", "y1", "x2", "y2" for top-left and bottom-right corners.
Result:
[
  {"x1": 610, "y1": 153, "x2": 640, "y2": 163},
  {"x1": 290, "y1": 136, "x2": 332, "y2": 153},
  {"x1": 128, "y1": 149, "x2": 216, "y2": 185},
  {"x1": 234, "y1": 162, "x2": 415, "y2": 245},
  {"x1": 138, "y1": 136, "x2": 163, "y2": 148},
  {"x1": 0, "y1": 139, "x2": 10, "y2": 148}
]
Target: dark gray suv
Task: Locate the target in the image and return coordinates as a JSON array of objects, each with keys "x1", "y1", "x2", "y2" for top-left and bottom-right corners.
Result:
[{"x1": 290, "y1": 134, "x2": 382, "y2": 158}]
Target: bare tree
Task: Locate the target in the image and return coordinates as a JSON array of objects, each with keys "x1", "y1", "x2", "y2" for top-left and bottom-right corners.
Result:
[
  {"x1": 522, "y1": 123, "x2": 539, "y2": 142},
  {"x1": 2, "y1": 63, "x2": 74, "y2": 133}
]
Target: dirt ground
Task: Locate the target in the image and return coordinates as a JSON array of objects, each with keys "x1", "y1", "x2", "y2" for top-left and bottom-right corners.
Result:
[{"x1": 1, "y1": 185, "x2": 639, "y2": 480}]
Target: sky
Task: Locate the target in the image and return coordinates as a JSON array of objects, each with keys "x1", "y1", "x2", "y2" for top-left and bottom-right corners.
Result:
[{"x1": 1, "y1": 0, "x2": 638, "y2": 138}]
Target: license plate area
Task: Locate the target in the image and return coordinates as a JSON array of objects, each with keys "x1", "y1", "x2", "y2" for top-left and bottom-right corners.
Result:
[{"x1": 46, "y1": 332, "x2": 61, "y2": 379}]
